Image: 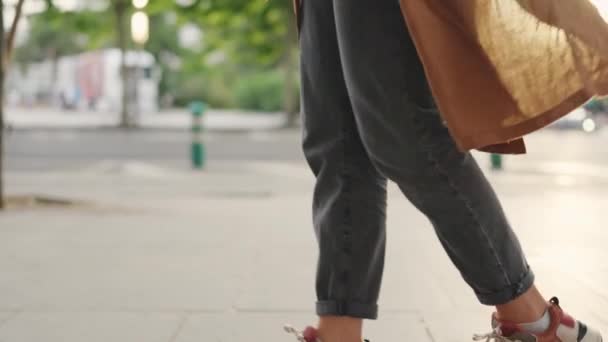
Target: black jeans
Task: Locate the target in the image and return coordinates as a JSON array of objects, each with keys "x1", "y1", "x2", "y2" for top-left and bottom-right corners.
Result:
[{"x1": 299, "y1": 0, "x2": 534, "y2": 320}]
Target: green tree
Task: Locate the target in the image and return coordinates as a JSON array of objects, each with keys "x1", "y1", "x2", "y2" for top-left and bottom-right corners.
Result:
[
  {"x1": 16, "y1": 2, "x2": 107, "y2": 63},
  {"x1": 144, "y1": 12, "x2": 185, "y2": 106},
  {"x1": 0, "y1": 0, "x2": 6, "y2": 210},
  {"x1": 146, "y1": 0, "x2": 299, "y2": 120},
  {"x1": 190, "y1": 0, "x2": 299, "y2": 123},
  {"x1": 1, "y1": 0, "x2": 27, "y2": 209},
  {"x1": 14, "y1": 0, "x2": 300, "y2": 121},
  {"x1": 14, "y1": 5, "x2": 96, "y2": 102},
  {"x1": 17, "y1": 0, "x2": 132, "y2": 125}
]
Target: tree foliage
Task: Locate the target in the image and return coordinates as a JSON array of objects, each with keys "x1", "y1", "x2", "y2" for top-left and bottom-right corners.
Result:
[
  {"x1": 16, "y1": 1, "x2": 115, "y2": 63},
  {"x1": 14, "y1": 0, "x2": 299, "y2": 112}
]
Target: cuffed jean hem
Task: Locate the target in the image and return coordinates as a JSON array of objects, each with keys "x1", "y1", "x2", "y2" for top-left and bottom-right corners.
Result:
[
  {"x1": 476, "y1": 268, "x2": 535, "y2": 306},
  {"x1": 316, "y1": 301, "x2": 378, "y2": 320}
]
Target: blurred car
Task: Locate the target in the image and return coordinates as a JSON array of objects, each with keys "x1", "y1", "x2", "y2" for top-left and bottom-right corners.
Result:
[{"x1": 551, "y1": 107, "x2": 600, "y2": 133}]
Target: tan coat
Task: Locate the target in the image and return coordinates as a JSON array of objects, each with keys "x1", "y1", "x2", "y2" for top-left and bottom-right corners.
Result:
[{"x1": 294, "y1": 0, "x2": 608, "y2": 154}]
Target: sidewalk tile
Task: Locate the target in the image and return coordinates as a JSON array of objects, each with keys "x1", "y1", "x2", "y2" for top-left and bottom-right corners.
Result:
[
  {"x1": 173, "y1": 313, "x2": 431, "y2": 342},
  {"x1": 0, "y1": 312, "x2": 180, "y2": 342},
  {"x1": 423, "y1": 310, "x2": 492, "y2": 342}
]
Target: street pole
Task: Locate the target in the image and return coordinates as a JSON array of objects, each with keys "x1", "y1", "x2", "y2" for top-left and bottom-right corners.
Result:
[
  {"x1": 114, "y1": 0, "x2": 130, "y2": 128},
  {"x1": 190, "y1": 102, "x2": 206, "y2": 170},
  {"x1": 131, "y1": 0, "x2": 149, "y2": 128}
]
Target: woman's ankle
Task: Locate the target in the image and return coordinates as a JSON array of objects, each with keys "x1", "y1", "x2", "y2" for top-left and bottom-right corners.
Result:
[
  {"x1": 317, "y1": 316, "x2": 363, "y2": 342},
  {"x1": 495, "y1": 285, "x2": 548, "y2": 323}
]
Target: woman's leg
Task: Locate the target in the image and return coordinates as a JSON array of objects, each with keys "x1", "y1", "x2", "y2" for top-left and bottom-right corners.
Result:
[
  {"x1": 299, "y1": 0, "x2": 389, "y2": 340},
  {"x1": 326, "y1": 0, "x2": 602, "y2": 338},
  {"x1": 331, "y1": 0, "x2": 542, "y2": 318}
]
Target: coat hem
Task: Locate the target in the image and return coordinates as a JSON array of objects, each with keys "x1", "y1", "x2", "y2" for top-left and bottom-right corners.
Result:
[{"x1": 457, "y1": 89, "x2": 592, "y2": 153}]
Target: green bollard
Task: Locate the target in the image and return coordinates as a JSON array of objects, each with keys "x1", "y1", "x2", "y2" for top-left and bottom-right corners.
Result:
[
  {"x1": 491, "y1": 153, "x2": 503, "y2": 170},
  {"x1": 190, "y1": 101, "x2": 206, "y2": 169}
]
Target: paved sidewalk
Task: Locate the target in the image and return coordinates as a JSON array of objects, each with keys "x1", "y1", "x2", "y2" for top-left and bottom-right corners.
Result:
[
  {"x1": 5, "y1": 107, "x2": 288, "y2": 131},
  {"x1": 1, "y1": 160, "x2": 608, "y2": 341}
]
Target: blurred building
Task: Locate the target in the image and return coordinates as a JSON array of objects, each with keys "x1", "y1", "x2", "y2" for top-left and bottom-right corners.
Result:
[{"x1": 7, "y1": 48, "x2": 161, "y2": 114}]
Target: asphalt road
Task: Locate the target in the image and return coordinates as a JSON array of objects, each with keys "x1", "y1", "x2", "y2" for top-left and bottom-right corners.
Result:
[
  {"x1": 5, "y1": 127, "x2": 608, "y2": 171},
  {"x1": 4, "y1": 129, "x2": 305, "y2": 171}
]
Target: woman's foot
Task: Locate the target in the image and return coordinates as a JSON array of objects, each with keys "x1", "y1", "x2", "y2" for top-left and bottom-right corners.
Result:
[
  {"x1": 283, "y1": 325, "x2": 370, "y2": 342},
  {"x1": 474, "y1": 297, "x2": 603, "y2": 341},
  {"x1": 284, "y1": 325, "x2": 320, "y2": 342}
]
